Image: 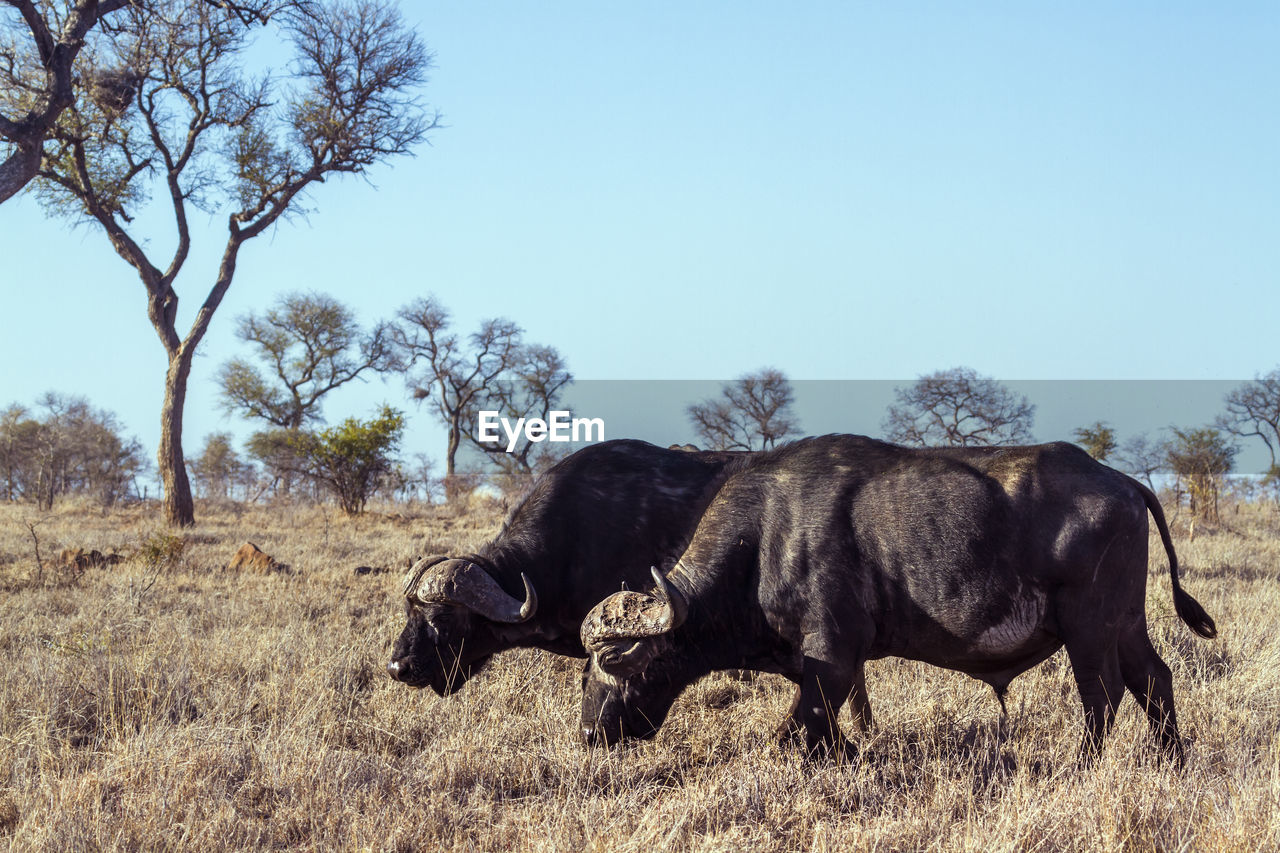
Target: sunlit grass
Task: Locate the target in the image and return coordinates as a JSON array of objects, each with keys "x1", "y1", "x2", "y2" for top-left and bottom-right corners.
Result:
[{"x1": 1, "y1": 498, "x2": 1276, "y2": 851}]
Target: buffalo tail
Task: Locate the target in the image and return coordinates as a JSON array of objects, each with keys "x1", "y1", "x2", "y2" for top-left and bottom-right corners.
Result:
[{"x1": 1134, "y1": 479, "x2": 1218, "y2": 639}]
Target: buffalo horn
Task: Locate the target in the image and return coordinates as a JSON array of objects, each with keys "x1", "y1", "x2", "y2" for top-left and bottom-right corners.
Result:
[
  {"x1": 649, "y1": 566, "x2": 688, "y2": 632},
  {"x1": 410, "y1": 558, "x2": 538, "y2": 624},
  {"x1": 581, "y1": 566, "x2": 689, "y2": 649},
  {"x1": 403, "y1": 554, "x2": 451, "y2": 597}
]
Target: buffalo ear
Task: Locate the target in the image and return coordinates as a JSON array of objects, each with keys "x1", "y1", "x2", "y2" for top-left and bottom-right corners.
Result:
[{"x1": 595, "y1": 639, "x2": 659, "y2": 677}]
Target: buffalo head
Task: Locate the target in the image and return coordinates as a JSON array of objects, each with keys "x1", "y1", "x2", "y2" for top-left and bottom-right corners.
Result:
[
  {"x1": 579, "y1": 567, "x2": 688, "y2": 746},
  {"x1": 387, "y1": 555, "x2": 538, "y2": 695}
]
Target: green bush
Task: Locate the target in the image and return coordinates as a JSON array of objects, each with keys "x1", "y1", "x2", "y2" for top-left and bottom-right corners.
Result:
[{"x1": 288, "y1": 406, "x2": 405, "y2": 515}]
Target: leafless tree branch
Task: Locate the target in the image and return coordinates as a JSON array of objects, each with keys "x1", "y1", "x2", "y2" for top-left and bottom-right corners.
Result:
[{"x1": 884, "y1": 367, "x2": 1035, "y2": 447}]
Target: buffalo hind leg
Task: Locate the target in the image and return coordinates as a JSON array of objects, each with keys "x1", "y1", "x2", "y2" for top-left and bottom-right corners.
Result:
[
  {"x1": 1065, "y1": 640, "x2": 1125, "y2": 763},
  {"x1": 1118, "y1": 624, "x2": 1185, "y2": 763}
]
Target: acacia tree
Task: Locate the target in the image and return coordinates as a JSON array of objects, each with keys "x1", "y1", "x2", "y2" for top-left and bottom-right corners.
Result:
[
  {"x1": 884, "y1": 366, "x2": 1035, "y2": 447},
  {"x1": 0, "y1": 0, "x2": 279, "y2": 203},
  {"x1": 1073, "y1": 421, "x2": 1117, "y2": 462},
  {"x1": 219, "y1": 291, "x2": 392, "y2": 497},
  {"x1": 19, "y1": 0, "x2": 436, "y2": 525},
  {"x1": 1166, "y1": 426, "x2": 1237, "y2": 522},
  {"x1": 219, "y1": 291, "x2": 394, "y2": 430},
  {"x1": 286, "y1": 404, "x2": 403, "y2": 515},
  {"x1": 687, "y1": 368, "x2": 800, "y2": 451}
]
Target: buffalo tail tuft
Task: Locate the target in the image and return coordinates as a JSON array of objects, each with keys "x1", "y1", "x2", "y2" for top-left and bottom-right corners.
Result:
[{"x1": 1174, "y1": 587, "x2": 1218, "y2": 639}]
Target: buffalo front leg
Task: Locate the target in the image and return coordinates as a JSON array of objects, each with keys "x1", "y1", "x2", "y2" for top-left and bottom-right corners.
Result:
[
  {"x1": 849, "y1": 662, "x2": 874, "y2": 732},
  {"x1": 776, "y1": 683, "x2": 805, "y2": 747},
  {"x1": 778, "y1": 662, "x2": 872, "y2": 747},
  {"x1": 798, "y1": 655, "x2": 856, "y2": 758}
]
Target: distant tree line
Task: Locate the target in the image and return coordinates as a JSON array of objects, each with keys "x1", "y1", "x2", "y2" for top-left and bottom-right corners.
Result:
[
  {"x1": 6, "y1": 295, "x2": 1280, "y2": 525},
  {"x1": 185, "y1": 290, "x2": 572, "y2": 514},
  {"x1": 0, "y1": 393, "x2": 146, "y2": 508},
  {"x1": 685, "y1": 364, "x2": 1278, "y2": 522},
  {"x1": 879, "y1": 366, "x2": 1272, "y2": 522}
]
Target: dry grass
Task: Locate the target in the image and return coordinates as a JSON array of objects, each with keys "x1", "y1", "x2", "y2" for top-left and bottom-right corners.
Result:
[{"x1": 1, "y1": 498, "x2": 1278, "y2": 852}]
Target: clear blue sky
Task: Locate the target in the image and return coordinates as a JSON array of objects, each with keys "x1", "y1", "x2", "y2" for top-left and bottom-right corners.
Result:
[{"x1": 1, "y1": 3, "x2": 1277, "y2": 475}]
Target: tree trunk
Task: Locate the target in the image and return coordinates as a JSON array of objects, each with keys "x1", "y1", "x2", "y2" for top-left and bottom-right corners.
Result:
[
  {"x1": 0, "y1": 142, "x2": 42, "y2": 205},
  {"x1": 159, "y1": 348, "x2": 196, "y2": 527},
  {"x1": 446, "y1": 412, "x2": 460, "y2": 479},
  {"x1": 442, "y1": 411, "x2": 464, "y2": 501}
]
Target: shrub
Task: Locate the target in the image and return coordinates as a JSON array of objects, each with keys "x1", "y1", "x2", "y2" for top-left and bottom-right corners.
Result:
[{"x1": 287, "y1": 407, "x2": 405, "y2": 515}]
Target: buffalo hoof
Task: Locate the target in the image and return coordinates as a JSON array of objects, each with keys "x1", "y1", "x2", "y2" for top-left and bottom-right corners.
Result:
[
  {"x1": 775, "y1": 718, "x2": 805, "y2": 749},
  {"x1": 804, "y1": 734, "x2": 856, "y2": 764}
]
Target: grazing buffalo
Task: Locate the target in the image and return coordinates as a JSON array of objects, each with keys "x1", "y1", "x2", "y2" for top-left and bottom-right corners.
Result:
[
  {"x1": 579, "y1": 435, "x2": 1217, "y2": 761},
  {"x1": 386, "y1": 440, "x2": 744, "y2": 695}
]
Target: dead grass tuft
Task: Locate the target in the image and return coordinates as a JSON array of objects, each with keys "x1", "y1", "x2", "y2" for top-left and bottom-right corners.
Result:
[{"x1": 0, "y1": 792, "x2": 18, "y2": 835}]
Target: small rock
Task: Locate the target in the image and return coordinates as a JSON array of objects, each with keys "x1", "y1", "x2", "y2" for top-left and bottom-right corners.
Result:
[
  {"x1": 228, "y1": 542, "x2": 286, "y2": 574},
  {"x1": 58, "y1": 548, "x2": 123, "y2": 571}
]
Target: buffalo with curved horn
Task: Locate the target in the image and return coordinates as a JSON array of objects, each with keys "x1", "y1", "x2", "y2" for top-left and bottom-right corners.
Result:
[
  {"x1": 579, "y1": 435, "x2": 1217, "y2": 763},
  {"x1": 386, "y1": 439, "x2": 744, "y2": 696}
]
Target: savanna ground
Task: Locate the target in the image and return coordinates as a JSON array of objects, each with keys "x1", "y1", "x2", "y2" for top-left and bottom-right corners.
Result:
[{"x1": 0, "y1": 496, "x2": 1278, "y2": 852}]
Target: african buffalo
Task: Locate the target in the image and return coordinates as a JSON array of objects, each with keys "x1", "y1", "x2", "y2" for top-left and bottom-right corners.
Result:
[
  {"x1": 386, "y1": 439, "x2": 744, "y2": 695},
  {"x1": 579, "y1": 434, "x2": 1217, "y2": 761}
]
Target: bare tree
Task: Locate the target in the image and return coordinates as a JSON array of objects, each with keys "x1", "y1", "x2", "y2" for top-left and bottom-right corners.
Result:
[
  {"x1": 1073, "y1": 421, "x2": 1117, "y2": 461},
  {"x1": 0, "y1": 0, "x2": 282, "y2": 204},
  {"x1": 17, "y1": 0, "x2": 437, "y2": 525},
  {"x1": 393, "y1": 298, "x2": 573, "y2": 494},
  {"x1": 687, "y1": 368, "x2": 800, "y2": 452},
  {"x1": 393, "y1": 297, "x2": 520, "y2": 491},
  {"x1": 884, "y1": 367, "x2": 1035, "y2": 447},
  {"x1": 1218, "y1": 369, "x2": 1280, "y2": 477},
  {"x1": 393, "y1": 296, "x2": 572, "y2": 497},
  {"x1": 386, "y1": 450, "x2": 442, "y2": 504},
  {"x1": 461, "y1": 343, "x2": 573, "y2": 489},
  {"x1": 218, "y1": 291, "x2": 394, "y2": 430},
  {"x1": 1115, "y1": 432, "x2": 1166, "y2": 490}
]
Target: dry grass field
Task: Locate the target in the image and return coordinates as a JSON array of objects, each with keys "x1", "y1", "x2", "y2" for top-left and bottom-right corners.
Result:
[{"x1": 1, "y1": 496, "x2": 1278, "y2": 851}]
